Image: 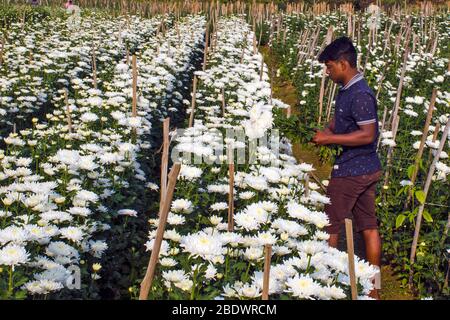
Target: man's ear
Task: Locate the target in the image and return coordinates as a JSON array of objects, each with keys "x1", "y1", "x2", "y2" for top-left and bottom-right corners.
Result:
[{"x1": 339, "y1": 59, "x2": 349, "y2": 72}]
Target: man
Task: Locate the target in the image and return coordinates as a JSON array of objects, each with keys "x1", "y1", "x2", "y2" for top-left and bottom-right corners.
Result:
[{"x1": 312, "y1": 36, "x2": 382, "y2": 299}]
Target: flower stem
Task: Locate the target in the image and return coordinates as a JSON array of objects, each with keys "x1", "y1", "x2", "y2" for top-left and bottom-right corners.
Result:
[{"x1": 8, "y1": 266, "x2": 13, "y2": 297}]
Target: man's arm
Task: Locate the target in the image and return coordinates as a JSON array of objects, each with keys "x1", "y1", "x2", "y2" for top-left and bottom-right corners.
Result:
[
  {"x1": 323, "y1": 117, "x2": 335, "y2": 134},
  {"x1": 312, "y1": 122, "x2": 377, "y2": 147}
]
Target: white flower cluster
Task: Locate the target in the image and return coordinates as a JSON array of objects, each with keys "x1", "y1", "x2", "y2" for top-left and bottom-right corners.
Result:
[
  {"x1": 147, "y1": 16, "x2": 377, "y2": 300},
  {"x1": 0, "y1": 14, "x2": 206, "y2": 297}
]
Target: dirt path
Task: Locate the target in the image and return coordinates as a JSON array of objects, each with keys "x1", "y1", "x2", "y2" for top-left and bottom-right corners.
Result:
[
  {"x1": 261, "y1": 45, "x2": 416, "y2": 300},
  {"x1": 261, "y1": 46, "x2": 332, "y2": 182}
]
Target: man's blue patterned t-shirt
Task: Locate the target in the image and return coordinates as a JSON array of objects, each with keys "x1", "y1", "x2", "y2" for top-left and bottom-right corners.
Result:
[{"x1": 331, "y1": 73, "x2": 382, "y2": 177}]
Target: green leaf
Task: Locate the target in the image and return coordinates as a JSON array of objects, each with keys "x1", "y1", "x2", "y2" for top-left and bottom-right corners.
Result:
[
  {"x1": 422, "y1": 209, "x2": 433, "y2": 223},
  {"x1": 415, "y1": 190, "x2": 426, "y2": 205},
  {"x1": 407, "y1": 165, "x2": 415, "y2": 180},
  {"x1": 396, "y1": 214, "x2": 406, "y2": 228}
]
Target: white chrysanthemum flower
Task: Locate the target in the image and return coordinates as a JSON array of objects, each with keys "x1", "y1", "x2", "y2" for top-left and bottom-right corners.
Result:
[
  {"x1": 234, "y1": 211, "x2": 260, "y2": 231},
  {"x1": 0, "y1": 226, "x2": 29, "y2": 244},
  {"x1": 67, "y1": 207, "x2": 91, "y2": 217},
  {"x1": 59, "y1": 227, "x2": 84, "y2": 243},
  {"x1": 209, "y1": 215, "x2": 223, "y2": 226},
  {"x1": 400, "y1": 180, "x2": 413, "y2": 186},
  {"x1": 164, "y1": 229, "x2": 181, "y2": 242},
  {"x1": 238, "y1": 191, "x2": 256, "y2": 200},
  {"x1": 80, "y1": 112, "x2": 99, "y2": 123},
  {"x1": 210, "y1": 202, "x2": 228, "y2": 211},
  {"x1": 243, "y1": 246, "x2": 264, "y2": 261},
  {"x1": 235, "y1": 283, "x2": 262, "y2": 298},
  {"x1": 89, "y1": 240, "x2": 108, "y2": 258},
  {"x1": 410, "y1": 130, "x2": 423, "y2": 136},
  {"x1": 256, "y1": 231, "x2": 278, "y2": 246},
  {"x1": 381, "y1": 131, "x2": 393, "y2": 139},
  {"x1": 23, "y1": 279, "x2": 64, "y2": 295},
  {"x1": 285, "y1": 275, "x2": 322, "y2": 299},
  {"x1": 180, "y1": 231, "x2": 224, "y2": 260},
  {"x1": 160, "y1": 257, "x2": 178, "y2": 267},
  {"x1": 205, "y1": 264, "x2": 218, "y2": 279},
  {"x1": 171, "y1": 199, "x2": 193, "y2": 214},
  {"x1": 179, "y1": 165, "x2": 203, "y2": 181},
  {"x1": 381, "y1": 138, "x2": 396, "y2": 147},
  {"x1": 118, "y1": 209, "x2": 138, "y2": 217},
  {"x1": 0, "y1": 244, "x2": 30, "y2": 267},
  {"x1": 162, "y1": 269, "x2": 188, "y2": 283}
]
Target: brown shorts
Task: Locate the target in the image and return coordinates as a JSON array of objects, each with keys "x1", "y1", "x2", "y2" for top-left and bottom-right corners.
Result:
[{"x1": 325, "y1": 170, "x2": 382, "y2": 234}]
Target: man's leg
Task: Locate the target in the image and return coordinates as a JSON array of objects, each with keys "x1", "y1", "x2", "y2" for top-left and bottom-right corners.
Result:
[
  {"x1": 361, "y1": 228, "x2": 381, "y2": 267},
  {"x1": 328, "y1": 234, "x2": 339, "y2": 248},
  {"x1": 325, "y1": 176, "x2": 360, "y2": 248},
  {"x1": 353, "y1": 171, "x2": 382, "y2": 299}
]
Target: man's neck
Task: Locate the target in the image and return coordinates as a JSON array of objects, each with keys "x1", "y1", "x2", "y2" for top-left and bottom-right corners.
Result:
[{"x1": 341, "y1": 70, "x2": 359, "y2": 87}]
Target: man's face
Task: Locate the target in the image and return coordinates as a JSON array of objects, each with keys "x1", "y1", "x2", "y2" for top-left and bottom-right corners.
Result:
[{"x1": 324, "y1": 60, "x2": 346, "y2": 84}]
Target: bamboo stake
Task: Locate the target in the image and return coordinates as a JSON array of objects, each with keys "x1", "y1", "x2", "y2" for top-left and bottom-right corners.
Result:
[
  {"x1": 326, "y1": 83, "x2": 337, "y2": 123},
  {"x1": 262, "y1": 244, "x2": 272, "y2": 300},
  {"x1": 139, "y1": 163, "x2": 181, "y2": 300},
  {"x1": 221, "y1": 88, "x2": 226, "y2": 116},
  {"x1": 202, "y1": 21, "x2": 210, "y2": 71},
  {"x1": 92, "y1": 45, "x2": 97, "y2": 89},
  {"x1": 428, "y1": 122, "x2": 441, "y2": 162},
  {"x1": 188, "y1": 76, "x2": 198, "y2": 128},
  {"x1": 159, "y1": 118, "x2": 170, "y2": 209},
  {"x1": 404, "y1": 89, "x2": 437, "y2": 208},
  {"x1": 132, "y1": 54, "x2": 137, "y2": 117},
  {"x1": 227, "y1": 145, "x2": 234, "y2": 232},
  {"x1": 377, "y1": 107, "x2": 388, "y2": 150},
  {"x1": 259, "y1": 54, "x2": 264, "y2": 81},
  {"x1": 383, "y1": 115, "x2": 400, "y2": 186},
  {"x1": 64, "y1": 89, "x2": 72, "y2": 134},
  {"x1": 0, "y1": 34, "x2": 4, "y2": 66},
  {"x1": 304, "y1": 173, "x2": 310, "y2": 198},
  {"x1": 409, "y1": 119, "x2": 450, "y2": 287},
  {"x1": 318, "y1": 27, "x2": 333, "y2": 125},
  {"x1": 388, "y1": 46, "x2": 409, "y2": 130},
  {"x1": 345, "y1": 219, "x2": 358, "y2": 300}
]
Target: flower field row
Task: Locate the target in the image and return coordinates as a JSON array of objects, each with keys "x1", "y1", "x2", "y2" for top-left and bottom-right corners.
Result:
[
  {"x1": 0, "y1": 12, "x2": 167, "y2": 140},
  {"x1": 266, "y1": 11, "x2": 449, "y2": 297},
  {"x1": 144, "y1": 16, "x2": 378, "y2": 300},
  {"x1": 0, "y1": 12, "x2": 206, "y2": 299}
]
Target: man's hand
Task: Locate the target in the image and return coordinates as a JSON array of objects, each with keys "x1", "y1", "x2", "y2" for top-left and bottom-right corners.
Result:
[{"x1": 312, "y1": 130, "x2": 331, "y2": 145}]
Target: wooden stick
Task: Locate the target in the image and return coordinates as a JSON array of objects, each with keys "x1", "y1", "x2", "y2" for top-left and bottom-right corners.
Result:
[
  {"x1": 318, "y1": 27, "x2": 333, "y2": 125},
  {"x1": 221, "y1": 88, "x2": 226, "y2": 116},
  {"x1": 64, "y1": 89, "x2": 72, "y2": 134},
  {"x1": 345, "y1": 218, "x2": 358, "y2": 300},
  {"x1": 159, "y1": 118, "x2": 170, "y2": 209},
  {"x1": 383, "y1": 115, "x2": 401, "y2": 186},
  {"x1": 404, "y1": 89, "x2": 437, "y2": 208},
  {"x1": 326, "y1": 83, "x2": 337, "y2": 122},
  {"x1": 409, "y1": 119, "x2": 450, "y2": 287},
  {"x1": 427, "y1": 122, "x2": 441, "y2": 162},
  {"x1": 304, "y1": 173, "x2": 310, "y2": 198},
  {"x1": 259, "y1": 54, "x2": 264, "y2": 81},
  {"x1": 388, "y1": 46, "x2": 409, "y2": 130},
  {"x1": 92, "y1": 45, "x2": 97, "y2": 89},
  {"x1": 227, "y1": 145, "x2": 234, "y2": 232},
  {"x1": 132, "y1": 54, "x2": 137, "y2": 117},
  {"x1": 139, "y1": 163, "x2": 181, "y2": 300},
  {"x1": 202, "y1": 21, "x2": 210, "y2": 71},
  {"x1": 262, "y1": 244, "x2": 272, "y2": 300},
  {"x1": 188, "y1": 76, "x2": 198, "y2": 128},
  {"x1": 0, "y1": 34, "x2": 5, "y2": 66}
]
